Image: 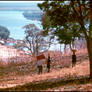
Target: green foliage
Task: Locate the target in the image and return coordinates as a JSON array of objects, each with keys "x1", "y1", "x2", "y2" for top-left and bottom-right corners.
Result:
[
  {"x1": 0, "y1": 25, "x2": 10, "y2": 40},
  {"x1": 54, "y1": 23, "x2": 81, "y2": 44},
  {"x1": 38, "y1": 1, "x2": 89, "y2": 45}
]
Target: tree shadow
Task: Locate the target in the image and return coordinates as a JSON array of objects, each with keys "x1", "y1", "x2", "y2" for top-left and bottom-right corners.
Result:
[{"x1": 0, "y1": 75, "x2": 90, "y2": 91}]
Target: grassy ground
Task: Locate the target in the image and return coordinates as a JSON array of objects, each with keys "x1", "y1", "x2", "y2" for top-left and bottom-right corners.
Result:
[
  {"x1": 0, "y1": 75, "x2": 90, "y2": 91},
  {"x1": 0, "y1": 48, "x2": 91, "y2": 91},
  {"x1": 0, "y1": 60, "x2": 90, "y2": 91}
]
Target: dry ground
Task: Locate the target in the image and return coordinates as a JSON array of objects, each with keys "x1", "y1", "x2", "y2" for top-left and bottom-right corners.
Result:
[
  {"x1": 0, "y1": 60, "x2": 90, "y2": 91},
  {"x1": 0, "y1": 48, "x2": 91, "y2": 91}
]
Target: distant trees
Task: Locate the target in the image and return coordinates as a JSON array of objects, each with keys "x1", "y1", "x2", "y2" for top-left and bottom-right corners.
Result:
[
  {"x1": 0, "y1": 25, "x2": 10, "y2": 40},
  {"x1": 6, "y1": 38, "x2": 27, "y2": 51},
  {"x1": 13, "y1": 40, "x2": 26, "y2": 51},
  {"x1": 23, "y1": 24, "x2": 52, "y2": 56}
]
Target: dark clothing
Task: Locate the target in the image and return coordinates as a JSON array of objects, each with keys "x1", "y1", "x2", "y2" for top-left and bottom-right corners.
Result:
[
  {"x1": 37, "y1": 65, "x2": 42, "y2": 74},
  {"x1": 47, "y1": 56, "x2": 51, "y2": 72},
  {"x1": 47, "y1": 64, "x2": 50, "y2": 69},
  {"x1": 72, "y1": 54, "x2": 76, "y2": 67}
]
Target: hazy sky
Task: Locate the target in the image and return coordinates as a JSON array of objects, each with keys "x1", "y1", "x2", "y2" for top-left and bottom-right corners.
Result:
[{"x1": 0, "y1": 1, "x2": 44, "y2": 3}]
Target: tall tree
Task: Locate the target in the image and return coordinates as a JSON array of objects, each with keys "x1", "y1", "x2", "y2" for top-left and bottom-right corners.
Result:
[
  {"x1": 38, "y1": 0, "x2": 92, "y2": 78},
  {"x1": 88, "y1": 0, "x2": 92, "y2": 78},
  {"x1": 23, "y1": 24, "x2": 51, "y2": 56}
]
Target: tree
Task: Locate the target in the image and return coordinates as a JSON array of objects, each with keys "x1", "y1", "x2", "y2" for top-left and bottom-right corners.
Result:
[
  {"x1": 0, "y1": 25, "x2": 10, "y2": 40},
  {"x1": 38, "y1": 0, "x2": 92, "y2": 78},
  {"x1": 39, "y1": 2, "x2": 82, "y2": 50},
  {"x1": 13, "y1": 40, "x2": 26, "y2": 51},
  {"x1": 23, "y1": 24, "x2": 51, "y2": 56}
]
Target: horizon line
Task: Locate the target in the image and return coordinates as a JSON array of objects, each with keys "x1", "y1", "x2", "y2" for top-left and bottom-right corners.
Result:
[{"x1": 0, "y1": 1, "x2": 44, "y2": 3}]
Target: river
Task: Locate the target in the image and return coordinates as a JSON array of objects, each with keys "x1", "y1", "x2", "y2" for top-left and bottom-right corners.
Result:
[{"x1": 0, "y1": 10, "x2": 42, "y2": 40}]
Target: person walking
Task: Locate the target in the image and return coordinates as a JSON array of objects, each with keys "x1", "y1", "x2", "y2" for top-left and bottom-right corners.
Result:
[
  {"x1": 37, "y1": 60, "x2": 43, "y2": 74},
  {"x1": 36, "y1": 54, "x2": 45, "y2": 74},
  {"x1": 47, "y1": 53, "x2": 51, "y2": 73},
  {"x1": 72, "y1": 49, "x2": 77, "y2": 67}
]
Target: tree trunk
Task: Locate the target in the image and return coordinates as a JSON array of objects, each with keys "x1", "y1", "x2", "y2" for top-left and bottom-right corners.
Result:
[
  {"x1": 86, "y1": 38, "x2": 92, "y2": 79},
  {"x1": 89, "y1": 0, "x2": 92, "y2": 38},
  {"x1": 87, "y1": 0, "x2": 92, "y2": 79}
]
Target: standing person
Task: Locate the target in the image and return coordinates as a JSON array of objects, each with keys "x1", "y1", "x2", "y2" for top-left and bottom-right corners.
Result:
[
  {"x1": 72, "y1": 49, "x2": 77, "y2": 67},
  {"x1": 36, "y1": 54, "x2": 45, "y2": 74},
  {"x1": 47, "y1": 53, "x2": 51, "y2": 73}
]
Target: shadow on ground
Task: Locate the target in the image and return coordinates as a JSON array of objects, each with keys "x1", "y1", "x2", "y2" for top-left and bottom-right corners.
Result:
[{"x1": 0, "y1": 75, "x2": 90, "y2": 91}]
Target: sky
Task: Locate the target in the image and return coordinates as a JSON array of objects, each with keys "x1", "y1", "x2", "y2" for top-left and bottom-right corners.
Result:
[
  {"x1": 0, "y1": 1, "x2": 44, "y2": 9},
  {"x1": 0, "y1": 1, "x2": 43, "y2": 3}
]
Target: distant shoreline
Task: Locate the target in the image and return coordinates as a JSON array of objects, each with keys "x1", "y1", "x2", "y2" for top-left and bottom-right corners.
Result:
[
  {"x1": 22, "y1": 11, "x2": 43, "y2": 21},
  {"x1": 0, "y1": 8, "x2": 40, "y2": 11}
]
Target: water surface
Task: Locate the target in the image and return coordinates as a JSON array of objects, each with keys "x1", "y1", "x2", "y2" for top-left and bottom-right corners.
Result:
[{"x1": 0, "y1": 10, "x2": 42, "y2": 40}]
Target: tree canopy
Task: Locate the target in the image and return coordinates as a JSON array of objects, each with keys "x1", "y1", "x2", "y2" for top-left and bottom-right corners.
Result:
[
  {"x1": 38, "y1": 1, "x2": 89, "y2": 47},
  {"x1": 23, "y1": 24, "x2": 52, "y2": 56},
  {"x1": 0, "y1": 25, "x2": 10, "y2": 40}
]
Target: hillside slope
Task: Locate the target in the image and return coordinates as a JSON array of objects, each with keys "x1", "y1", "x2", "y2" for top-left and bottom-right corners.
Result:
[
  {"x1": 0, "y1": 48, "x2": 90, "y2": 91},
  {"x1": 0, "y1": 59, "x2": 90, "y2": 90}
]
